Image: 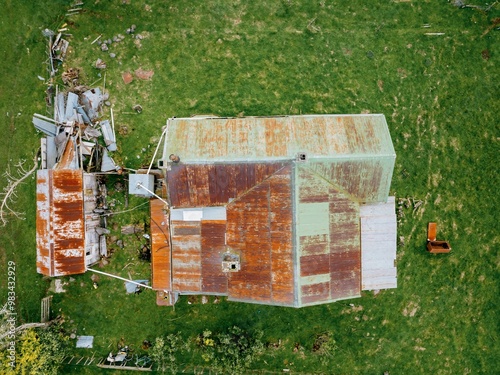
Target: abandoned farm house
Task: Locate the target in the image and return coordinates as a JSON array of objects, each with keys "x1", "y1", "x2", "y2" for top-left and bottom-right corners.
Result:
[{"x1": 150, "y1": 114, "x2": 398, "y2": 307}]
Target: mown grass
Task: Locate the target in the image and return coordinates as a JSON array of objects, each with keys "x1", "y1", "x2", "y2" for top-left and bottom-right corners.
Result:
[{"x1": 1, "y1": 0, "x2": 499, "y2": 374}]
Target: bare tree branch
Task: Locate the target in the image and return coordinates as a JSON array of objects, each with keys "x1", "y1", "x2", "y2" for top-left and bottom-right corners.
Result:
[{"x1": 0, "y1": 152, "x2": 39, "y2": 226}]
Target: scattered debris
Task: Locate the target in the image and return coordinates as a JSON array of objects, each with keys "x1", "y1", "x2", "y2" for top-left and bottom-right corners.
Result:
[
  {"x1": 52, "y1": 33, "x2": 70, "y2": 62},
  {"x1": 132, "y1": 104, "x2": 143, "y2": 113},
  {"x1": 122, "y1": 71, "x2": 134, "y2": 84},
  {"x1": 397, "y1": 196, "x2": 424, "y2": 222},
  {"x1": 76, "y1": 336, "x2": 94, "y2": 349},
  {"x1": 119, "y1": 125, "x2": 129, "y2": 135},
  {"x1": 125, "y1": 280, "x2": 149, "y2": 294},
  {"x1": 81, "y1": 88, "x2": 104, "y2": 121},
  {"x1": 126, "y1": 24, "x2": 137, "y2": 34},
  {"x1": 95, "y1": 58, "x2": 106, "y2": 69},
  {"x1": 100, "y1": 120, "x2": 117, "y2": 151},
  {"x1": 91, "y1": 34, "x2": 102, "y2": 45},
  {"x1": 399, "y1": 236, "x2": 405, "y2": 246},
  {"x1": 402, "y1": 301, "x2": 419, "y2": 317},
  {"x1": 121, "y1": 224, "x2": 143, "y2": 235},
  {"x1": 54, "y1": 279, "x2": 67, "y2": 293},
  {"x1": 134, "y1": 68, "x2": 154, "y2": 80},
  {"x1": 62, "y1": 68, "x2": 80, "y2": 86}
]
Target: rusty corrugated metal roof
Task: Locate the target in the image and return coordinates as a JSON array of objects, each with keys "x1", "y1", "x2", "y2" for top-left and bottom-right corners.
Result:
[
  {"x1": 154, "y1": 114, "x2": 396, "y2": 307},
  {"x1": 36, "y1": 169, "x2": 86, "y2": 276},
  {"x1": 226, "y1": 164, "x2": 295, "y2": 306},
  {"x1": 200, "y1": 221, "x2": 228, "y2": 293},
  {"x1": 171, "y1": 220, "x2": 202, "y2": 292},
  {"x1": 150, "y1": 199, "x2": 171, "y2": 290},
  {"x1": 167, "y1": 162, "x2": 287, "y2": 208},
  {"x1": 296, "y1": 166, "x2": 361, "y2": 306},
  {"x1": 164, "y1": 114, "x2": 395, "y2": 163}
]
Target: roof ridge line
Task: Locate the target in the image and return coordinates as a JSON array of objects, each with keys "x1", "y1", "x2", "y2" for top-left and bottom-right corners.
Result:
[
  {"x1": 225, "y1": 162, "x2": 292, "y2": 208},
  {"x1": 297, "y1": 165, "x2": 361, "y2": 204}
]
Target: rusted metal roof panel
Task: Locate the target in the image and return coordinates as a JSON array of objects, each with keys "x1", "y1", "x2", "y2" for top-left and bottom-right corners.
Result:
[
  {"x1": 329, "y1": 190, "x2": 361, "y2": 302},
  {"x1": 164, "y1": 114, "x2": 394, "y2": 163},
  {"x1": 226, "y1": 165, "x2": 295, "y2": 306},
  {"x1": 150, "y1": 199, "x2": 171, "y2": 290},
  {"x1": 36, "y1": 169, "x2": 85, "y2": 276},
  {"x1": 296, "y1": 167, "x2": 361, "y2": 306},
  {"x1": 55, "y1": 137, "x2": 79, "y2": 170},
  {"x1": 309, "y1": 157, "x2": 394, "y2": 203},
  {"x1": 201, "y1": 221, "x2": 228, "y2": 294},
  {"x1": 171, "y1": 221, "x2": 202, "y2": 292},
  {"x1": 167, "y1": 162, "x2": 286, "y2": 208},
  {"x1": 36, "y1": 170, "x2": 51, "y2": 276}
]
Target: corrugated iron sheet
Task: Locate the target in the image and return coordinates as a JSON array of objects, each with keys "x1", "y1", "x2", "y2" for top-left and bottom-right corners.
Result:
[
  {"x1": 150, "y1": 199, "x2": 171, "y2": 290},
  {"x1": 171, "y1": 221, "x2": 202, "y2": 292},
  {"x1": 309, "y1": 157, "x2": 394, "y2": 203},
  {"x1": 360, "y1": 196, "x2": 397, "y2": 290},
  {"x1": 201, "y1": 221, "x2": 228, "y2": 293},
  {"x1": 56, "y1": 137, "x2": 78, "y2": 170},
  {"x1": 226, "y1": 164, "x2": 295, "y2": 306},
  {"x1": 36, "y1": 169, "x2": 85, "y2": 276},
  {"x1": 164, "y1": 114, "x2": 395, "y2": 163},
  {"x1": 167, "y1": 162, "x2": 287, "y2": 207},
  {"x1": 296, "y1": 167, "x2": 361, "y2": 306}
]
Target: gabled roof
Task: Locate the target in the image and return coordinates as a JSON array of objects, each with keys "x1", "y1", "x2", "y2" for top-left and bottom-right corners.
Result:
[
  {"x1": 164, "y1": 114, "x2": 395, "y2": 162},
  {"x1": 154, "y1": 114, "x2": 397, "y2": 307},
  {"x1": 164, "y1": 114, "x2": 395, "y2": 203}
]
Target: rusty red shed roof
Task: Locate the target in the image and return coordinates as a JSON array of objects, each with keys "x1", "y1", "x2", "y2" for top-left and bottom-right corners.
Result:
[{"x1": 36, "y1": 169, "x2": 86, "y2": 276}]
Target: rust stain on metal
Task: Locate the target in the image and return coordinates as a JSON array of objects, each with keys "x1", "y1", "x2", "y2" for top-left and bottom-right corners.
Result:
[
  {"x1": 56, "y1": 138, "x2": 77, "y2": 170},
  {"x1": 171, "y1": 221, "x2": 202, "y2": 292},
  {"x1": 36, "y1": 169, "x2": 85, "y2": 276},
  {"x1": 167, "y1": 115, "x2": 393, "y2": 162},
  {"x1": 150, "y1": 199, "x2": 171, "y2": 290},
  {"x1": 297, "y1": 167, "x2": 361, "y2": 305},
  {"x1": 226, "y1": 165, "x2": 294, "y2": 306},
  {"x1": 201, "y1": 220, "x2": 227, "y2": 293},
  {"x1": 310, "y1": 160, "x2": 385, "y2": 202},
  {"x1": 329, "y1": 188, "x2": 361, "y2": 301},
  {"x1": 301, "y1": 282, "x2": 331, "y2": 305},
  {"x1": 167, "y1": 162, "x2": 286, "y2": 208}
]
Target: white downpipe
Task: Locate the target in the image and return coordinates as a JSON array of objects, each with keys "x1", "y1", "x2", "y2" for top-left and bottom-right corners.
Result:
[
  {"x1": 136, "y1": 182, "x2": 169, "y2": 207},
  {"x1": 86, "y1": 267, "x2": 153, "y2": 290},
  {"x1": 147, "y1": 124, "x2": 168, "y2": 175}
]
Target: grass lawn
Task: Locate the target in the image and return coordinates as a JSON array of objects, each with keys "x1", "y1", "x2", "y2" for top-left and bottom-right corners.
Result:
[{"x1": 1, "y1": 0, "x2": 499, "y2": 374}]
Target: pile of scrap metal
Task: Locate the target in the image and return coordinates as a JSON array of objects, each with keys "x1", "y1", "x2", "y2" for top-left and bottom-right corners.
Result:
[
  {"x1": 42, "y1": 28, "x2": 70, "y2": 78},
  {"x1": 33, "y1": 87, "x2": 119, "y2": 173},
  {"x1": 34, "y1": 86, "x2": 118, "y2": 277}
]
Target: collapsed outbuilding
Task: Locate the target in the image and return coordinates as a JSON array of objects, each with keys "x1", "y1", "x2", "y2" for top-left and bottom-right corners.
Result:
[{"x1": 35, "y1": 86, "x2": 116, "y2": 277}]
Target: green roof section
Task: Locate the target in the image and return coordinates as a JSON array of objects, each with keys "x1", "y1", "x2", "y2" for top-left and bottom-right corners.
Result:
[{"x1": 163, "y1": 114, "x2": 395, "y2": 163}]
